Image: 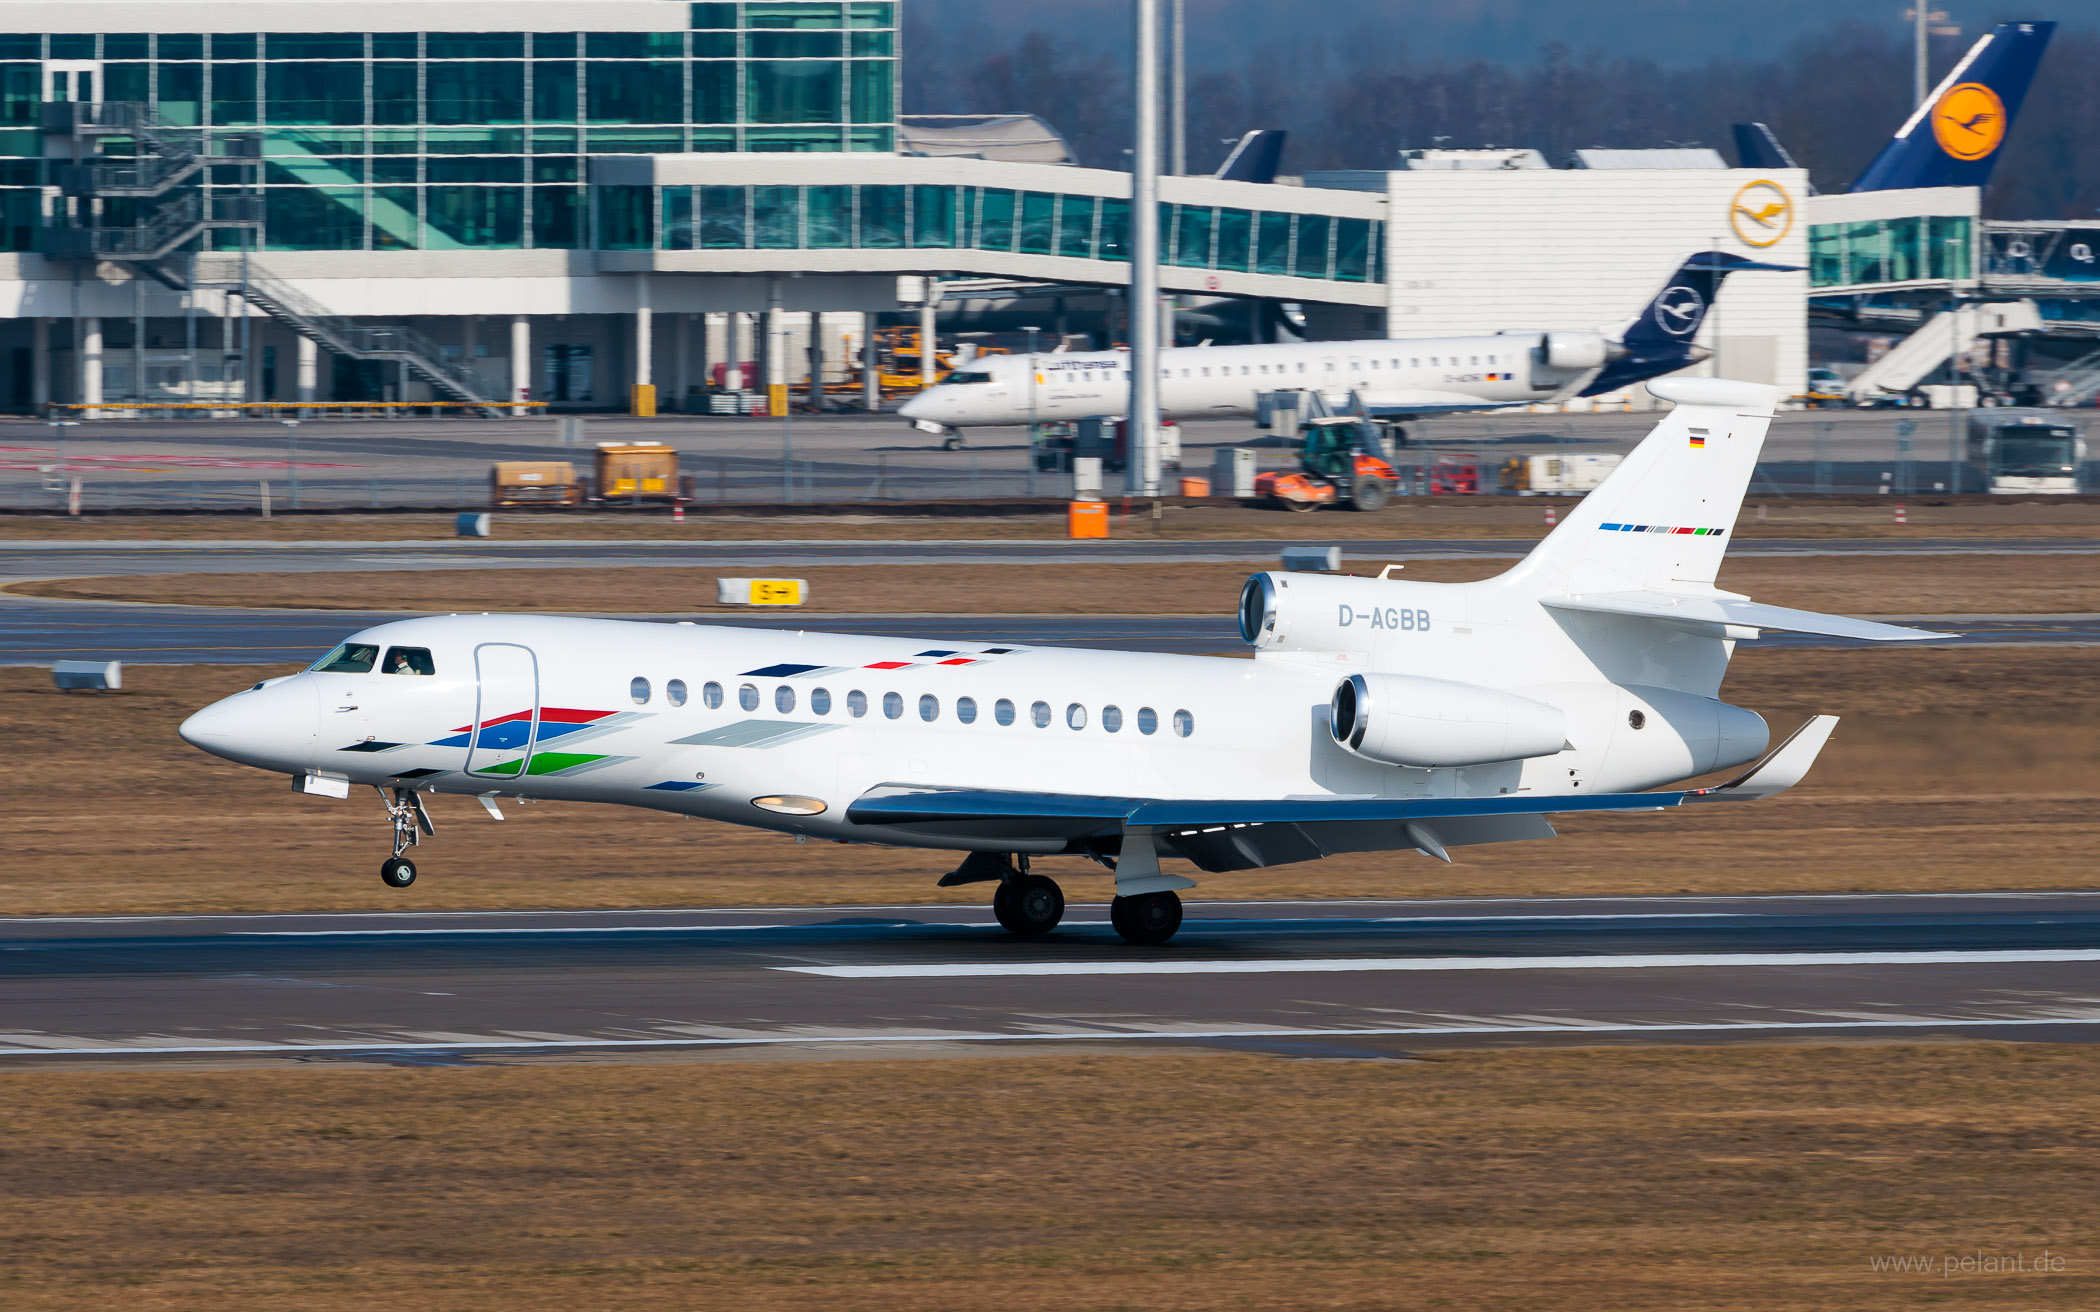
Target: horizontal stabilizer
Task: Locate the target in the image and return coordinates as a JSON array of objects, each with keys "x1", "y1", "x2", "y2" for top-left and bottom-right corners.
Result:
[
  {"x1": 1543, "y1": 592, "x2": 1947, "y2": 642},
  {"x1": 1690, "y1": 715, "x2": 1838, "y2": 802}
]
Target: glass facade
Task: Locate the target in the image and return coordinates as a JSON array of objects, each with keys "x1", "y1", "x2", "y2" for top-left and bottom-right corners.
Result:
[
  {"x1": 651, "y1": 184, "x2": 1383, "y2": 283},
  {"x1": 1809, "y1": 216, "x2": 1972, "y2": 288},
  {"x1": 0, "y1": 3, "x2": 900, "y2": 251}
]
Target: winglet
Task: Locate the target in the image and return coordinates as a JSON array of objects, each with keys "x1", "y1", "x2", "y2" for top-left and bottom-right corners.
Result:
[{"x1": 1689, "y1": 715, "x2": 1838, "y2": 803}]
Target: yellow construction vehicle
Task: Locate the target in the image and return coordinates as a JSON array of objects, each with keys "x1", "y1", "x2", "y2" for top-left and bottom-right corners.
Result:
[{"x1": 834, "y1": 327, "x2": 1008, "y2": 395}]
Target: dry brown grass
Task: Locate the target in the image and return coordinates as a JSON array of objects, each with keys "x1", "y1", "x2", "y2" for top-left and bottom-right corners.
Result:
[
  {"x1": 0, "y1": 1044, "x2": 2095, "y2": 1309},
  {"x1": 17, "y1": 552, "x2": 2100, "y2": 616},
  {"x1": 1, "y1": 646, "x2": 2094, "y2": 916},
  {"x1": 3, "y1": 496, "x2": 2098, "y2": 541}
]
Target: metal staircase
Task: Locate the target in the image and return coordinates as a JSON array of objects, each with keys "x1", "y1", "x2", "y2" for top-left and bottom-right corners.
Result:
[
  {"x1": 36, "y1": 100, "x2": 506, "y2": 416},
  {"x1": 2038, "y1": 343, "x2": 2100, "y2": 408}
]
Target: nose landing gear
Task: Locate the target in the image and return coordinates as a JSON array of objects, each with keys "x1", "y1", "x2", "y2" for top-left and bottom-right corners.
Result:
[{"x1": 377, "y1": 786, "x2": 434, "y2": 890}]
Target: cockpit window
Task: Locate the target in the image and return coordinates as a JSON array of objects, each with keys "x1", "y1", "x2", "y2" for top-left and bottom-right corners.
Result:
[
  {"x1": 382, "y1": 647, "x2": 436, "y2": 676},
  {"x1": 310, "y1": 642, "x2": 378, "y2": 674},
  {"x1": 946, "y1": 370, "x2": 995, "y2": 385}
]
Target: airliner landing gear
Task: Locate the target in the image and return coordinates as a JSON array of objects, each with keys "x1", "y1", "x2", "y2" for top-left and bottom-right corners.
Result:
[
  {"x1": 941, "y1": 434, "x2": 966, "y2": 451},
  {"x1": 1110, "y1": 891, "x2": 1183, "y2": 946},
  {"x1": 992, "y1": 871, "x2": 1065, "y2": 937},
  {"x1": 377, "y1": 786, "x2": 432, "y2": 890}
]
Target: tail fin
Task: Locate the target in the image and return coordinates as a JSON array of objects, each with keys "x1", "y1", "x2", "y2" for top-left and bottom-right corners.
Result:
[
  {"x1": 1731, "y1": 122, "x2": 1800, "y2": 172},
  {"x1": 1214, "y1": 130, "x2": 1287, "y2": 184},
  {"x1": 1582, "y1": 252, "x2": 1800, "y2": 397},
  {"x1": 1849, "y1": 20, "x2": 2054, "y2": 193},
  {"x1": 1502, "y1": 377, "x2": 1781, "y2": 596}
]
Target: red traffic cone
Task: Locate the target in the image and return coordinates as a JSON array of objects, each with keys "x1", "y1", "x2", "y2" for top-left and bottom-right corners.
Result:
[
  {"x1": 1543, "y1": 506, "x2": 1557, "y2": 528},
  {"x1": 672, "y1": 503, "x2": 686, "y2": 523},
  {"x1": 1894, "y1": 503, "x2": 1906, "y2": 525}
]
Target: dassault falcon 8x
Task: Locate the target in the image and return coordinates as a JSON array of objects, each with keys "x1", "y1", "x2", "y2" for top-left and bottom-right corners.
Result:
[
  {"x1": 180, "y1": 378, "x2": 1935, "y2": 945},
  {"x1": 897, "y1": 251, "x2": 1796, "y2": 443}
]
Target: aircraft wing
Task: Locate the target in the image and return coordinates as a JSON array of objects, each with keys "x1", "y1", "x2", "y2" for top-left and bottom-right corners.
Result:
[
  {"x1": 1352, "y1": 388, "x2": 1534, "y2": 418},
  {"x1": 1543, "y1": 592, "x2": 1948, "y2": 642},
  {"x1": 846, "y1": 786, "x2": 1686, "y2": 872}
]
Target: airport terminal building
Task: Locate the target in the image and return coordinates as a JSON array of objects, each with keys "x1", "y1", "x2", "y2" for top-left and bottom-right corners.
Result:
[{"x1": 0, "y1": 0, "x2": 2045, "y2": 415}]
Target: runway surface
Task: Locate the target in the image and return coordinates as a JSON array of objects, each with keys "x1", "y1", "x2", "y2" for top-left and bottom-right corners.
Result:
[
  {"x1": 5, "y1": 893, "x2": 2099, "y2": 1063},
  {"x1": 2, "y1": 597, "x2": 2088, "y2": 664},
  {"x1": 4, "y1": 536, "x2": 2097, "y2": 583}
]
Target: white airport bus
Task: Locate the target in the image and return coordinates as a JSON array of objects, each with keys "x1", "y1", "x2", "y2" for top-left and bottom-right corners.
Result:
[{"x1": 1967, "y1": 413, "x2": 2087, "y2": 494}]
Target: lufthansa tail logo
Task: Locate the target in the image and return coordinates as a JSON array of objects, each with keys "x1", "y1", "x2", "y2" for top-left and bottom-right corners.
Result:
[
  {"x1": 1932, "y1": 82, "x2": 2006, "y2": 161},
  {"x1": 1728, "y1": 179, "x2": 1794, "y2": 248},
  {"x1": 1653, "y1": 285, "x2": 1706, "y2": 338}
]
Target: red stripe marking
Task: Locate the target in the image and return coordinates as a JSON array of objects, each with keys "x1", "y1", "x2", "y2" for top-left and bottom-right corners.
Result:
[
  {"x1": 540, "y1": 707, "x2": 613, "y2": 724},
  {"x1": 938, "y1": 658, "x2": 978, "y2": 666},
  {"x1": 864, "y1": 661, "x2": 916, "y2": 670}
]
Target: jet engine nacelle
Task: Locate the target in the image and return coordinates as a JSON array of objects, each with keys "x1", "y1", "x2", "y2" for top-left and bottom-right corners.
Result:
[
  {"x1": 1542, "y1": 331, "x2": 1614, "y2": 370},
  {"x1": 1330, "y1": 672, "x2": 1569, "y2": 768}
]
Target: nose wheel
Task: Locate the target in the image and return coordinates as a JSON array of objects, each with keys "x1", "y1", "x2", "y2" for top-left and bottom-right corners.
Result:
[{"x1": 376, "y1": 786, "x2": 434, "y2": 890}]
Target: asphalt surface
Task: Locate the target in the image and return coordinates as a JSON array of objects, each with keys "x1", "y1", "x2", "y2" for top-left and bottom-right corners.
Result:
[
  {"x1": 5, "y1": 893, "x2": 2098, "y2": 1063},
  {"x1": 3, "y1": 597, "x2": 2087, "y2": 665},
  {"x1": 4, "y1": 536, "x2": 2097, "y2": 583}
]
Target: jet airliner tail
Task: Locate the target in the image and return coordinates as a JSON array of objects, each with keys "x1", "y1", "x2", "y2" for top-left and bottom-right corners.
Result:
[
  {"x1": 1580, "y1": 252, "x2": 1802, "y2": 397},
  {"x1": 1848, "y1": 20, "x2": 2054, "y2": 193}
]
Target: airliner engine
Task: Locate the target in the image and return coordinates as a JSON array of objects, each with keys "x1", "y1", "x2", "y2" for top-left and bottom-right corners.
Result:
[
  {"x1": 1329, "y1": 673, "x2": 1569, "y2": 768},
  {"x1": 1540, "y1": 331, "x2": 1617, "y2": 370}
]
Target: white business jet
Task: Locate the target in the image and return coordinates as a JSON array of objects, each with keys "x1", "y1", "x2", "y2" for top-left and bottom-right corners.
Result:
[
  {"x1": 180, "y1": 378, "x2": 1934, "y2": 945},
  {"x1": 898, "y1": 251, "x2": 1796, "y2": 442}
]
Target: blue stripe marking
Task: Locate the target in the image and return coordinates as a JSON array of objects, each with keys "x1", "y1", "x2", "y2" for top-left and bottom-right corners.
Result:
[
  {"x1": 644, "y1": 781, "x2": 708, "y2": 792},
  {"x1": 742, "y1": 663, "x2": 825, "y2": 678}
]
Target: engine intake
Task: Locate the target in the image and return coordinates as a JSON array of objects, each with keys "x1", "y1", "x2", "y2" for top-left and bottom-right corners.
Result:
[
  {"x1": 1541, "y1": 331, "x2": 1615, "y2": 371},
  {"x1": 1330, "y1": 673, "x2": 1569, "y2": 768}
]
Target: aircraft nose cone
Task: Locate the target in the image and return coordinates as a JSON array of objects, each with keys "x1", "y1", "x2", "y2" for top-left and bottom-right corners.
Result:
[
  {"x1": 898, "y1": 392, "x2": 930, "y2": 419},
  {"x1": 179, "y1": 677, "x2": 320, "y2": 770}
]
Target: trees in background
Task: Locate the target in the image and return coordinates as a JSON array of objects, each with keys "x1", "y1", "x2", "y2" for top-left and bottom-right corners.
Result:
[{"x1": 904, "y1": 18, "x2": 2100, "y2": 220}]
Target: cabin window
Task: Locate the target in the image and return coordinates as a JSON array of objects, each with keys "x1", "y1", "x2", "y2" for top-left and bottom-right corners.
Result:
[
  {"x1": 739, "y1": 683, "x2": 759, "y2": 711},
  {"x1": 775, "y1": 686, "x2": 796, "y2": 714},
  {"x1": 666, "y1": 679, "x2": 688, "y2": 707},
  {"x1": 1138, "y1": 707, "x2": 1159, "y2": 735},
  {"x1": 956, "y1": 696, "x2": 978, "y2": 724},
  {"x1": 631, "y1": 677, "x2": 652, "y2": 705},
  {"x1": 919, "y1": 694, "x2": 940, "y2": 722},
  {"x1": 811, "y1": 688, "x2": 832, "y2": 715},
  {"x1": 311, "y1": 643, "x2": 378, "y2": 674},
  {"x1": 1173, "y1": 709, "x2": 1195, "y2": 737},
  {"x1": 703, "y1": 681, "x2": 724, "y2": 709},
  {"x1": 994, "y1": 698, "x2": 1016, "y2": 726},
  {"x1": 883, "y1": 691, "x2": 904, "y2": 719},
  {"x1": 847, "y1": 689, "x2": 868, "y2": 718},
  {"x1": 381, "y1": 647, "x2": 435, "y2": 675},
  {"x1": 1030, "y1": 700, "x2": 1052, "y2": 728},
  {"x1": 1066, "y1": 703, "x2": 1088, "y2": 730},
  {"x1": 1102, "y1": 704, "x2": 1123, "y2": 733}
]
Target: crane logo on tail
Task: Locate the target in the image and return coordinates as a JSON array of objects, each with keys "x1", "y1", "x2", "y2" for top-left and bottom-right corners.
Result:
[
  {"x1": 1728, "y1": 180, "x2": 1794, "y2": 248},
  {"x1": 1652, "y1": 285, "x2": 1707, "y2": 338},
  {"x1": 1932, "y1": 82, "x2": 2006, "y2": 161}
]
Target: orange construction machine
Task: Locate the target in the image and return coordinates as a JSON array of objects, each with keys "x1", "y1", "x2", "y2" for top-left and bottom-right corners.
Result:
[{"x1": 1255, "y1": 416, "x2": 1402, "y2": 512}]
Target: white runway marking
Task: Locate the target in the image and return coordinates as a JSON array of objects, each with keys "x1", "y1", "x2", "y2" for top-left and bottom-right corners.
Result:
[
  {"x1": 2, "y1": 1013, "x2": 2099, "y2": 1059},
  {"x1": 780, "y1": 948, "x2": 2100, "y2": 980}
]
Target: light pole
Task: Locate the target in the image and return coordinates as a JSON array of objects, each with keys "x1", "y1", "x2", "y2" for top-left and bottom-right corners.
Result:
[
  {"x1": 1130, "y1": 0, "x2": 1164, "y2": 498},
  {"x1": 1947, "y1": 234, "x2": 1965, "y2": 494},
  {"x1": 48, "y1": 417, "x2": 75, "y2": 471},
  {"x1": 282, "y1": 419, "x2": 300, "y2": 509}
]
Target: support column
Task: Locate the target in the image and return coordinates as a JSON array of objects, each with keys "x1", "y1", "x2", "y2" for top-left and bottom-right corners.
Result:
[
  {"x1": 132, "y1": 276, "x2": 145, "y2": 407},
  {"x1": 764, "y1": 279, "x2": 786, "y2": 417},
  {"x1": 673, "y1": 312, "x2": 691, "y2": 414},
  {"x1": 919, "y1": 280, "x2": 939, "y2": 393},
  {"x1": 632, "y1": 274, "x2": 655, "y2": 415},
  {"x1": 510, "y1": 315, "x2": 531, "y2": 416},
  {"x1": 861, "y1": 311, "x2": 880, "y2": 411},
  {"x1": 297, "y1": 334, "x2": 318, "y2": 409},
  {"x1": 81, "y1": 316, "x2": 102, "y2": 417},
  {"x1": 31, "y1": 318, "x2": 49, "y2": 413},
  {"x1": 807, "y1": 310, "x2": 824, "y2": 411},
  {"x1": 459, "y1": 314, "x2": 477, "y2": 405}
]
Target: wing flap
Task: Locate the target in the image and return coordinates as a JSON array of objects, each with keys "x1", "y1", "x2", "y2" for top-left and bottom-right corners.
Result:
[{"x1": 1544, "y1": 591, "x2": 1948, "y2": 642}]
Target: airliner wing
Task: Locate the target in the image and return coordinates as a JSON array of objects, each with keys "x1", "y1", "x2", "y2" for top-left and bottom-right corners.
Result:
[{"x1": 1353, "y1": 388, "x2": 1533, "y2": 418}]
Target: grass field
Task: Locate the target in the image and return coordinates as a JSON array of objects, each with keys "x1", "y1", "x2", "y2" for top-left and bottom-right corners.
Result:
[
  {"x1": 18, "y1": 552, "x2": 2100, "y2": 617},
  {"x1": 4, "y1": 496, "x2": 2098, "y2": 540},
  {"x1": 2, "y1": 646, "x2": 2092, "y2": 916},
  {"x1": 0, "y1": 1044, "x2": 2093, "y2": 1309}
]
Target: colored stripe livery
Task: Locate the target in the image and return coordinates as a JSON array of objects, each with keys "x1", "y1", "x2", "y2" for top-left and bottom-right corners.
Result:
[{"x1": 1599, "y1": 523, "x2": 1727, "y2": 537}]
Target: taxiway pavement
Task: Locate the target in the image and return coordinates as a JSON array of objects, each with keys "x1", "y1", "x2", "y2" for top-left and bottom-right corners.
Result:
[{"x1": 4, "y1": 893, "x2": 2098, "y2": 1063}]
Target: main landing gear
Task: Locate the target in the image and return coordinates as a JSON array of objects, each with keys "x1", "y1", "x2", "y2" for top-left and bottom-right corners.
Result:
[
  {"x1": 1109, "y1": 890, "x2": 1183, "y2": 946},
  {"x1": 377, "y1": 786, "x2": 433, "y2": 890}
]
